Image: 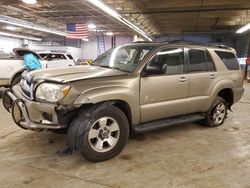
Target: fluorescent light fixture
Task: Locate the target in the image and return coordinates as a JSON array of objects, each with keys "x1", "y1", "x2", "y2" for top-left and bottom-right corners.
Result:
[
  {"x1": 87, "y1": 0, "x2": 152, "y2": 41},
  {"x1": 22, "y1": 0, "x2": 37, "y2": 4},
  {"x1": 6, "y1": 26, "x2": 17, "y2": 31},
  {"x1": 88, "y1": 23, "x2": 96, "y2": 29},
  {"x1": 105, "y1": 32, "x2": 113, "y2": 36},
  {"x1": 0, "y1": 15, "x2": 66, "y2": 36},
  {"x1": 82, "y1": 38, "x2": 89, "y2": 41},
  {"x1": 236, "y1": 23, "x2": 250, "y2": 34},
  {"x1": 157, "y1": 48, "x2": 183, "y2": 55},
  {"x1": 0, "y1": 31, "x2": 42, "y2": 41}
]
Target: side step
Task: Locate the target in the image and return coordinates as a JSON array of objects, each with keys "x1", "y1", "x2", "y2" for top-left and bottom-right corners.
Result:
[{"x1": 134, "y1": 113, "x2": 205, "y2": 133}]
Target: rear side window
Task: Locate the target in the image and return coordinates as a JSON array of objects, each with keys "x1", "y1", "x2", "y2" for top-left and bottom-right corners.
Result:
[
  {"x1": 215, "y1": 51, "x2": 239, "y2": 70},
  {"x1": 188, "y1": 49, "x2": 215, "y2": 72}
]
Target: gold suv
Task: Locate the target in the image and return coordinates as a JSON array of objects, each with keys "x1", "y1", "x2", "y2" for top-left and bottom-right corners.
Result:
[{"x1": 3, "y1": 42, "x2": 244, "y2": 162}]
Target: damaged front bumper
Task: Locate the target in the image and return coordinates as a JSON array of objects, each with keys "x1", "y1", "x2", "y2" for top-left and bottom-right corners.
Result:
[{"x1": 2, "y1": 86, "x2": 67, "y2": 130}]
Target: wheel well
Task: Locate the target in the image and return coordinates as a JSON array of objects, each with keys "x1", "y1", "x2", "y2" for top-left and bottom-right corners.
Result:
[
  {"x1": 11, "y1": 71, "x2": 23, "y2": 84},
  {"x1": 113, "y1": 100, "x2": 132, "y2": 133},
  {"x1": 217, "y1": 88, "x2": 234, "y2": 107},
  {"x1": 65, "y1": 101, "x2": 133, "y2": 133}
]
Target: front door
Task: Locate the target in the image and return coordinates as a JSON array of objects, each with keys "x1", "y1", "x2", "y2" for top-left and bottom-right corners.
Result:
[{"x1": 140, "y1": 47, "x2": 189, "y2": 123}]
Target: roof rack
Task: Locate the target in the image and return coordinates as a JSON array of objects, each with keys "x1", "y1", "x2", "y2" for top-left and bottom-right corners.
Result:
[
  {"x1": 167, "y1": 40, "x2": 231, "y2": 49},
  {"x1": 133, "y1": 41, "x2": 153, "y2": 43}
]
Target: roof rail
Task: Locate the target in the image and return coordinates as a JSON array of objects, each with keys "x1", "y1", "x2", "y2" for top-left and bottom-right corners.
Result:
[
  {"x1": 133, "y1": 41, "x2": 153, "y2": 43},
  {"x1": 167, "y1": 40, "x2": 231, "y2": 49}
]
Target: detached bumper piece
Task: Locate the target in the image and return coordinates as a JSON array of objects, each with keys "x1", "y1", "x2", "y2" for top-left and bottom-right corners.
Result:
[{"x1": 3, "y1": 89, "x2": 65, "y2": 130}]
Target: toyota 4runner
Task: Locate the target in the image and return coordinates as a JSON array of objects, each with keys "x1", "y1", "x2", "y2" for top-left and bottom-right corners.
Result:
[{"x1": 3, "y1": 42, "x2": 244, "y2": 162}]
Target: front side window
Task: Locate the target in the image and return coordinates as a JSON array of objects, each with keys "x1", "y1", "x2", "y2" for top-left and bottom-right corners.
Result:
[
  {"x1": 93, "y1": 45, "x2": 153, "y2": 73},
  {"x1": 146, "y1": 48, "x2": 184, "y2": 75},
  {"x1": 188, "y1": 49, "x2": 215, "y2": 72}
]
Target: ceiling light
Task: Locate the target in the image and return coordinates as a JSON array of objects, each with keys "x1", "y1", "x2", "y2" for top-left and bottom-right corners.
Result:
[
  {"x1": 236, "y1": 23, "x2": 250, "y2": 34},
  {"x1": 0, "y1": 31, "x2": 42, "y2": 41},
  {"x1": 105, "y1": 32, "x2": 113, "y2": 36},
  {"x1": 88, "y1": 23, "x2": 96, "y2": 29},
  {"x1": 6, "y1": 26, "x2": 17, "y2": 31},
  {"x1": 0, "y1": 15, "x2": 66, "y2": 36},
  {"x1": 87, "y1": 0, "x2": 152, "y2": 41},
  {"x1": 82, "y1": 38, "x2": 89, "y2": 41},
  {"x1": 22, "y1": 0, "x2": 37, "y2": 4}
]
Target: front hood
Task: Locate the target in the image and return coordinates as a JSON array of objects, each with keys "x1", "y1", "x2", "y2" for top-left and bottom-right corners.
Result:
[{"x1": 27, "y1": 65, "x2": 127, "y2": 83}]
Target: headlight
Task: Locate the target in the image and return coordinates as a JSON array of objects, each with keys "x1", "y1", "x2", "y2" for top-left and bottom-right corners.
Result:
[{"x1": 36, "y1": 83, "x2": 71, "y2": 102}]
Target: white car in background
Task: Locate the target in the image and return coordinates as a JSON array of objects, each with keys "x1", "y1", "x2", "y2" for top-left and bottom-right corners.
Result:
[{"x1": 0, "y1": 48, "x2": 75, "y2": 88}]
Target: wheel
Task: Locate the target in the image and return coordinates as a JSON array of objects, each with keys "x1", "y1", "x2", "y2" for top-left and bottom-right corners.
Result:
[
  {"x1": 202, "y1": 96, "x2": 227, "y2": 127},
  {"x1": 67, "y1": 105, "x2": 129, "y2": 162},
  {"x1": 10, "y1": 74, "x2": 21, "y2": 88}
]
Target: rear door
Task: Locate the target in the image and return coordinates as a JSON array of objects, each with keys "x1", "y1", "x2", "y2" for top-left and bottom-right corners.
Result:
[
  {"x1": 186, "y1": 48, "x2": 217, "y2": 113},
  {"x1": 140, "y1": 47, "x2": 189, "y2": 123}
]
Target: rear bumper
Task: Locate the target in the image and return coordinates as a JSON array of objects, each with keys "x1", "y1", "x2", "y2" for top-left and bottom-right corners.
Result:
[
  {"x1": 2, "y1": 86, "x2": 67, "y2": 130},
  {"x1": 233, "y1": 87, "x2": 244, "y2": 103}
]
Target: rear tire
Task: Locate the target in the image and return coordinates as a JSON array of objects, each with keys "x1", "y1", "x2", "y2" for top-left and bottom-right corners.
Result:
[
  {"x1": 67, "y1": 105, "x2": 129, "y2": 162},
  {"x1": 202, "y1": 96, "x2": 227, "y2": 127}
]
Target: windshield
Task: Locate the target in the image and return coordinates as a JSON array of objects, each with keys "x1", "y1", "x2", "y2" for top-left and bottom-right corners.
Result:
[{"x1": 93, "y1": 45, "x2": 154, "y2": 73}]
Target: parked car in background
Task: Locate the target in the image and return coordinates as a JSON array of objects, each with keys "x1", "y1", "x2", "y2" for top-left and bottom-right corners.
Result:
[
  {"x1": 0, "y1": 48, "x2": 75, "y2": 88},
  {"x1": 3, "y1": 42, "x2": 244, "y2": 162},
  {"x1": 38, "y1": 51, "x2": 75, "y2": 67}
]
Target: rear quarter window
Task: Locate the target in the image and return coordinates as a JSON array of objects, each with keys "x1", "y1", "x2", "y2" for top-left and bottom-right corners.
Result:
[{"x1": 215, "y1": 51, "x2": 240, "y2": 70}]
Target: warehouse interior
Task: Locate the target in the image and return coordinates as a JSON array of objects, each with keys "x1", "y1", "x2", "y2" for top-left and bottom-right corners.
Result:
[{"x1": 0, "y1": 0, "x2": 250, "y2": 187}]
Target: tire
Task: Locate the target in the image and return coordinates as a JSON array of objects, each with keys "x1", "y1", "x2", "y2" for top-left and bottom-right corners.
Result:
[
  {"x1": 202, "y1": 96, "x2": 228, "y2": 127},
  {"x1": 10, "y1": 74, "x2": 21, "y2": 88},
  {"x1": 67, "y1": 104, "x2": 129, "y2": 162}
]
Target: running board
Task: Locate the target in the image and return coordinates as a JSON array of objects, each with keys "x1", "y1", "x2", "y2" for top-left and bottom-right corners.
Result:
[{"x1": 134, "y1": 114, "x2": 205, "y2": 133}]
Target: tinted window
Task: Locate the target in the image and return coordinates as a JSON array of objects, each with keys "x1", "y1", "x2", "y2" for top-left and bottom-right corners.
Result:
[
  {"x1": 188, "y1": 49, "x2": 207, "y2": 72},
  {"x1": 215, "y1": 51, "x2": 239, "y2": 70},
  {"x1": 188, "y1": 49, "x2": 215, "y2": 72},
  {"x1": 148, "y1": 48, "x2": 184, "y2": 75},
  {"x1": 206, "y1": 51, "x2": 215, "y2": 71}
]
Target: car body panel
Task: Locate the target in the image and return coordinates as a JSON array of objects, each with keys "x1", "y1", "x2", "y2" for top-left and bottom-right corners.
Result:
[{"x1": 2, "y1": 42, "x2": 245, "y2": 130}]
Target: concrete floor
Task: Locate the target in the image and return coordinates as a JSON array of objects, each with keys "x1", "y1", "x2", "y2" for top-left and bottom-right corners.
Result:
[{"x1": 0, "y1": 85, "x2": 250, "y2": 188}]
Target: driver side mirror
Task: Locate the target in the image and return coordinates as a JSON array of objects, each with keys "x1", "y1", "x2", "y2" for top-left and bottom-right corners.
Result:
[{"x1": 142, "y1": 63, "x2": 167, "y2": 76}]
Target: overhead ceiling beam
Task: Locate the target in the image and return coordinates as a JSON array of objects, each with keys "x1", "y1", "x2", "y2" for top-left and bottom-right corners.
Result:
[{"x1": 123, "y1": 7, "x2": 250, "y2": 14}]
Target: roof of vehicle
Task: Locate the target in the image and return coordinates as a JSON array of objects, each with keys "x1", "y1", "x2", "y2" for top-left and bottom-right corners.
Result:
[
  {"x1": 36, "y1": 50, "x2": 71, "y2": 55},
  {"x1": 129, "y1": 41, "x2": 235, "y2": 51}
]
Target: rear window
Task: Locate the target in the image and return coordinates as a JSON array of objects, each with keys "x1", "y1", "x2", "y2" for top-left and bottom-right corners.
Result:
[{"x1": 215, "y1": 51, "x2": 239, "y2": 70}]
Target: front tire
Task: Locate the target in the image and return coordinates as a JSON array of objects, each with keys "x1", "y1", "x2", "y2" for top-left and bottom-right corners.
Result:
[
  {"x1": 67, "y1": 105, "x2": 129, "y2": 162},
  {"x1": 202, "y1": 96, "x2": 227, "y2": 127}
]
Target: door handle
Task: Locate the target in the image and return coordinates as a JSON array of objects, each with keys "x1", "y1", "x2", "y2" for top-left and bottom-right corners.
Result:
[
  {"x1": 210, "y1": 74, "x2": 216, "y2": 79},
  {"x1": 179, "y1": 77, "x2": 187, "y2": 82}
]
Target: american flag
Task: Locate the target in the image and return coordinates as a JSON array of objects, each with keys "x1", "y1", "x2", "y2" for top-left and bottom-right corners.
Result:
[{"x1": 66, "y1": 23, "x2": 88, "y2": 39}]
